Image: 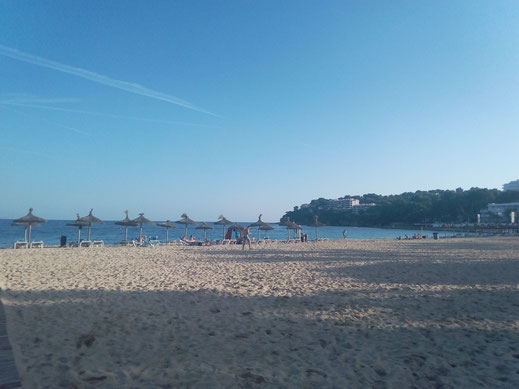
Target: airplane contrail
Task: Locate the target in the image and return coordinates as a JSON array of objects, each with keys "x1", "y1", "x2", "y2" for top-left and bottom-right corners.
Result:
[
  {"x1": 0, "y1": 44, "x2": 218, "y2": 117},
  {"x1": 0, "y1": 105, "x2": 90, "y2": 135},
  {"x1": 0, "y1": 146, "x2": 54, "y2": 159},
  {"x1": 0, "y1": 101, "x2": 220, "y2": 128}
]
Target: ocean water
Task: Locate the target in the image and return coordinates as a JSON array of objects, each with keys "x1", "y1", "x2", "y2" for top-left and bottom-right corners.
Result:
[{"x1": 0, "y1": 219, "x2": 440, "y2": 248}]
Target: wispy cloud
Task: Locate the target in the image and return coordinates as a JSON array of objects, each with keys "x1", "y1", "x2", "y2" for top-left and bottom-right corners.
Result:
[
  {"x1": 0, "y1": 44, "x2": 218, "y2": 117},
  {"x1": 0, "y1": 101, "x2": 220, "y2": 129},
  {"x1": 0, "y1": 105, "x2": 90, "y2": 136},
  {"x1": 0, "y1": 94, "x2": 80, "y2": 105},
  {"x1": 0, "y1": 146, "x2": 55, "y2": 160}
]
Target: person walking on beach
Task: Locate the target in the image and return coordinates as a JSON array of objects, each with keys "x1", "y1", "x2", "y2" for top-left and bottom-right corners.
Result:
[{"x1": 241, "y1": 226, "x2": 252, "y2": 250}]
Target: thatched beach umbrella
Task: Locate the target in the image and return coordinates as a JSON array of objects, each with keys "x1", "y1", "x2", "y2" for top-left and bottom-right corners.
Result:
[
  {"x1": 308, "y1": 215, "x2": 325, "y2": 240},
  {"x1": 196, "y1": 221, "x2": 214, "y2": 241},
  {"x1": 13, "y1": 208, "x2": 46, "y2": 245},
  {"x1": 67, "y1": 213, "x2": 90, "y2": 244},
  {"x1": 214, "y1": 215, "x2": 233, "y2": 240},
  {"x1": 249, "y1": 214, "x2": 269, "y2": 242},
  {"x1": 279, "y1": 216, "x2": 292, "y2": 227},
  {"x1": 157, "y1": 220, "x2": 176, "y2": 243},
  {"x1": 175, "y1": 213, "x2": 197, "y2": 239},
  {"x1": 260, "y1": 223, "x2": 274, "y2": 239},
  {"x1": 11, "y1": 221, "x2": 41, "y2": 243},
  {"x1": 225, "y1": 222, "x2": 243, "y2": 239},
  {"x1": 115, "y1": 210, "x2": 138, "y2": 242},
  {"x1": 287, "y1": 221, "x2": 302, "y2": 240},
  {"x1": 132, "y1": 213, "x2": 153, "y2": 242},
  {"x1": 78, "y1": 209, "x2": 103, "y2": 241},
  {"x1": 279, "y1": 217, "x2": 293, "y2": 240},
  {"x1": 229, "y1": 223, "x2": 244, "y2": 231}
]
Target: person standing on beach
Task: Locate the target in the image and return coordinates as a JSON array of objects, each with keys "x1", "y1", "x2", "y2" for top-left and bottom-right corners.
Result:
[
  {"x1": 343, "y1": 230, "x2": 347, "y2": 239},
  {"x1": 241, "y1": 227, "x2": 252, "y2": 250}
]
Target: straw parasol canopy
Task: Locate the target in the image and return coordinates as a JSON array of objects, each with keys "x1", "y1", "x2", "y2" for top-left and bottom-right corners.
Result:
[
  {"x1": 115, "y1": 210, "x2": 138, "y2": 242},
  {"x1": 13, "y1": 208, "x2": 47, "y2": 244},
  {"x1": 157, "y1": 220, "x2": 176, "y2": 243},
  {"x1": 249, "y1": 214, "x2": 270, "y2": 242},
  {"x1": 132, "y1": 213, "x2": 153, "y2": 242},
  {"x1": 286, "y1": 221, "x2": 302, "y2": 240},
  {"x1": 279, "y1": 217, "x2": 292, "y2": 227},
  {"x1": 78, "y1": 209, "x2": 103, "y2": 241},
  {"x1": 196, "y1": 221, "x2": 214, "y2": 241},
  {"x1": 214, "y1": 215, "x2": 233, "y2": 240},
  {"x1": 229, "y1": 222, "x2": 244, "y2": 231},
  {"x1": 11, "y1": 221, "x2": 42, "y2": 243},
  {"x1": 259, "y1": 223, "x2": 274, "y2": 239},
  {"x1": 67, "y1": 213, "x2": 90, "y2": 244},
  {"x1": 175, "y1": 213, "x2": 198, "y2": 239},
  {"x1": 307, "y1": 215, "x2": 325, "y2": 240}
]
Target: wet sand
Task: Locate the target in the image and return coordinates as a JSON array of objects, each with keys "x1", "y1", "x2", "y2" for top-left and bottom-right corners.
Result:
[{"x1": 0, "y1": 237, "x2": 518, "y2": 388}]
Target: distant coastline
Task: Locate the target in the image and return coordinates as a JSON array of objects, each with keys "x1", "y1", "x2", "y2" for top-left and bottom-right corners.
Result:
[{"x1": 282, "y1": 187, "x2": 519, "y2": 228}]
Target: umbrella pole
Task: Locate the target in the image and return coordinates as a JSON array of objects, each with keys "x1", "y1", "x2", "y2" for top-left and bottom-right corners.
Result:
[
  {"x1": 184, "y1": 225, "x2": 187, "y2": 239},
  {"x1": 24, "y1": 226, "x2": 27, "y2": 242},
  {"x1": 315, "y1": 227, "x2": 318, "y2": 241},
  {"x1": 204, "y1": 230, "x2": 207, "y2": 241},
  {"x1": 28, "y1": 224, "x2": 32, "y2": 245},
  {"x1": 287, "y1": 228, "x2": 290, "y2": 241},
  {"x1": 258, "y1": 227, "x2": 260, "y2": 242},
  {"x1": 222, "y1": 225, "x2": 225, "y2": 240},
  {"x1": 88, "y1": 225, "x2": 92, "y2": 241},
  {"x1": 125, "y1": 227, "x2": 128, "y2": 242},
  {"x1": 166, "y1": 228, "x2": 169, "y2": 243},
  {"x1": 78, "y1": 228, "x2": 81, "y2": 243},
  {"x1": 139, "y1": 224, "x2": 143, "y2": 242}
]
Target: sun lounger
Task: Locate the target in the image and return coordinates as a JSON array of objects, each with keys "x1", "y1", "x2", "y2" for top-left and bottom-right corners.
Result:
[
  {"x1": 30, "y1": 241, "x2": 44, "y2": 248},
  {"x1": 119, "y1": 241, "x2": 136, "y2": 246},
  {"x1": 92, "y1": 240, "x2": 104, "y2": 247},
  {"x1": 79, "y1": 241, "x2": 92, "y2": 247},
  {"x1": 149, "y1": 239, "x2": 160, "y2": 246},
  {"x1": 180, "y1": 239, "x2": 202, "y2": 246},
  {"x1": 14, "y1": 241, "x2": 28, "y2": 249}
]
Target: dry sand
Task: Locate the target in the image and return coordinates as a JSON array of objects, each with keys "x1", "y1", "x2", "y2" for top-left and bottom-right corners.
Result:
[{"x1": 0, "y1": 237, "x2": 518, "y2": 388}]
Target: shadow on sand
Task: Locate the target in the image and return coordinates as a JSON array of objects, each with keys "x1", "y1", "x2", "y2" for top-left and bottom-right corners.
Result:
[{"x1": 3, "y1": 240, "x2": 519, "y2": 388}]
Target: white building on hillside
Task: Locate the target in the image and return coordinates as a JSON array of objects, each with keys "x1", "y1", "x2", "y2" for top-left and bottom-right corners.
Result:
[{"x1": 480, "y1": 202, "x2": 519, "y2": 223}]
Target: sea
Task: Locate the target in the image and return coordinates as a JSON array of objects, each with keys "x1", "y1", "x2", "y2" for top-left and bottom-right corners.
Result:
[{"x1": 0, "y1": 219, "x2": 443, "y2": 248}]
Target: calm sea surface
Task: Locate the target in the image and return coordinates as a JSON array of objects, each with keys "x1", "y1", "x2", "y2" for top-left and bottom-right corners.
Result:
[{"x1": 0, "y1": 219, "x2": 442, "y2": 248}]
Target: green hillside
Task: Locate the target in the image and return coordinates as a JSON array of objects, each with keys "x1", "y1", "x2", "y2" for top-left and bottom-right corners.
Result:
[{"x1": 282, "y1": 188, "x2": 519, "y2": 227}]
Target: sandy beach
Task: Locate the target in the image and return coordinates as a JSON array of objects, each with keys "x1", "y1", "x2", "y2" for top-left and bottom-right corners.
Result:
[{"x1": 0, "y1": 237, "x2": 518, "y2": 388}]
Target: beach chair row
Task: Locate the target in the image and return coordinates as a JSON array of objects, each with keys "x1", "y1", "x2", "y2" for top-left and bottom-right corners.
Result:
[
  {"x1": 14, "y1": 238, "x2": 314, "y2": 249},
  {"x1": 13, "y1": 241, "x2": 44, "y2": 249}
]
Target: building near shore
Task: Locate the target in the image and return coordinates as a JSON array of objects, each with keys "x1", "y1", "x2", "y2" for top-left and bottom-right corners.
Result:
[
  {"x1": 299, "y1": 197, "x2": 376, "y2": 213},
  {"x1": 480, "y1": 202, "x2": 519, "y2": 223}
]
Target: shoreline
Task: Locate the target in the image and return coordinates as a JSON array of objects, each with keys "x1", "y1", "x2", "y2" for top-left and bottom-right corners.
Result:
[{"x1": 1, "y1": 232, "x2": 497, "y2": 251}]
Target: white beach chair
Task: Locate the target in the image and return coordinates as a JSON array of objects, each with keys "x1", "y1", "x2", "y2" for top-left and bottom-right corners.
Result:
[
  {"x1": 79, "y1": 241, "x2": 92, "y2": 247},
  {"x1": 30, "y1": 241, "x2": 44, "y2": 248},
  {"x1": 14, "y1": 241, "x2": 28, "y2": 249},
  {"x1": 92, "y1": 240, "x2": 104, "y2": 247}
]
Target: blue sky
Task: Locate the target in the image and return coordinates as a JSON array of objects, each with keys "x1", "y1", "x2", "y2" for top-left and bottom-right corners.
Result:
[{"x1": 1, "y1": 1, "x2": 518, "y2": 221}]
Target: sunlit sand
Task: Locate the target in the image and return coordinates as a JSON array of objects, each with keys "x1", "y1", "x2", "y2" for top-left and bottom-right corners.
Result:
[{"x1": 0, "y1": 238, "x2": 518, "y2": 388}]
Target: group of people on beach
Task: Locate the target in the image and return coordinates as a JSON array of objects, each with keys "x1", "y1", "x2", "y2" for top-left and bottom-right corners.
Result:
[{"x1": 396, "y1": 233, "x2": 425, "y2": 240}]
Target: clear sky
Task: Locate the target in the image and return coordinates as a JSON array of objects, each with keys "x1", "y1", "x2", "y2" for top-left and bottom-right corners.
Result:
[{"x1": 1, "y1": 1, "x2": 518, "y2": 221}]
